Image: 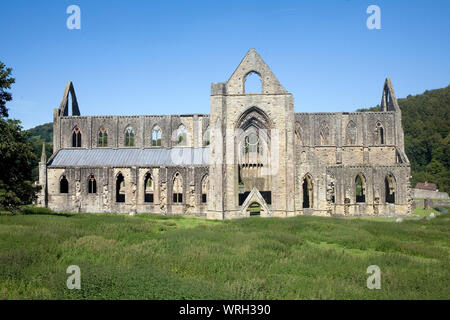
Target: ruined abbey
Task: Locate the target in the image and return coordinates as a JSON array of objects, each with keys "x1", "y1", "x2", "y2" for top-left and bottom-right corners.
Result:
[{"x1": 37, "y1": 49, "x2": 412, "y2": 218}]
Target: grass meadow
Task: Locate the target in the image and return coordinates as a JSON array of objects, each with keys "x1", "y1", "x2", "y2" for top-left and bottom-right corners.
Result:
[{"x1": 0, "y1": 207, "x2": 449, "y2": 299}]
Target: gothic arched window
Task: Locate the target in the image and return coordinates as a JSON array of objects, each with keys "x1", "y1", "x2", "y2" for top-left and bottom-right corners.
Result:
[
  {"x1": 385, "y1": 174, "x2": 396, "y2": 204},
  {"x1": 320, "y1": 122, "x2": 329, "y2": 145},
  {"x1": 244, "y1": 71, "x2": 262, "y2": 94},
  {"x1": 295, "y1": 122, "x2": 303, "y2": 145},
  {"x1": 98, "y1": 126, "x2": 108, "y2": 147},
  {"x1": 116, "y1": 173, "x2": 125, "y2": 202},
  {"x1": 355, "y1": 174, "x2": 366, "y2": 203},
  {"x1": 125, "y1": 126, "x2": 135, "y2": 147},
  {"x1": 376, "y1": 122, "x2": 385, "y2": 145},
  {"x1": 72, "y1": 126, "x2": 81, "y2": 147},
  {"x1": 152, "y1": 125, "x2": 162, "y2": 146},
  {"x1": 172, "y1": 172, "x2": 183, "y2": 203},
  {"x1": 328, "y1": 174, "x2": 336, "y2": 204},
  {"x1": 346, "y1": 121, "x2": 357, "y2": 145},
  {"x1": 144, "y1": 172, "x2": 154, "y2": 203},
  {"x1": 302, "y1": 174, "x2": 313, "y2": 208},
  {"x1": 88, "y1": 174, "x2": 97, "y2": 194},
  {"x1": 244, "y1": 132, "x2": 260, "y2": 154},
  {"x1": 60, "y1": 175, "x2": 69, "y2": 193},
  {"x1": 203, "y1": 127, "x2": 210, "y2": 146},
  {"x1": 177, "y1": 124, "x2": 187, "y2": 146},
  {"x1": 201, "y1": 175, "x2": 209, "y2": 203}
]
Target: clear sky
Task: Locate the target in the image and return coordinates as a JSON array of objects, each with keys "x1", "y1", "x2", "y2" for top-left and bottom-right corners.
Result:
[{"x1": 1, "y1": 0, "x2": 449, "y2": 129}]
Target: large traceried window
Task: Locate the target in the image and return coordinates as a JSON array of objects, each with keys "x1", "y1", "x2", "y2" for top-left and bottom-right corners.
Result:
[
  {"x1": 244, "y1": 132, "x2": 260, "y2": 154},
  {"x1": 172, "y1": 172, "x2": 183, "y2": 203},
  {"x1": 72, "y1": 126, "x2": 82, "y2": 147},
  {"x1": 240, "y1": 130, "x2": 266, "y2": 165},
  {"x1": 125, "y1": 126, "x2": 135, "y2": 147},
  {"x1": 177, "y1": 124, "x2": 187, "y2": 146},
  {"x1": 98, "y1": 126, "x2": 108, "y2": 147},
  {"x1": 152, "y1": 125, "x2": 162, "y2": 146},
  {"x1": 236, "y1": 107, "x2": 272, "y2": 206}
]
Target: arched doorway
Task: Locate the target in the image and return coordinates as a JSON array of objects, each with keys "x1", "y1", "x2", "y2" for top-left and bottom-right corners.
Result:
[
  {"x1": 302, "y1": 175, "x2": 313, "y2": 208},
  {"x1": 144, "y1": 172, "x2": 154, "y2": 203},
  {"x1": 355, "y1": 174, "x2": 366, "y2": 203},
  {"x1": 385, "y1": 174, "x2": 396, "y2": 204},
  {"x1": 116, "y1": 173, "x2": 125, "y2": 202},
  {"x1": 60, "y1": 175, "x2": 69, "y2": 193},
  {"x1": 248, "y1": 202, "x2": 261, "y2": 216}
]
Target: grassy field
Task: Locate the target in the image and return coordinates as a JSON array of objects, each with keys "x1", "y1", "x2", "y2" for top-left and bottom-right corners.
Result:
[{"x1": 0, "y1": 207, "x2": 449, "y2": 299}]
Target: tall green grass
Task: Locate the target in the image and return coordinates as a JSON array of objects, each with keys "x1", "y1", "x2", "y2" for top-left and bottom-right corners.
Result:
[{"x1": 0, "y1": 210, "x2": 449, "y2": 299}]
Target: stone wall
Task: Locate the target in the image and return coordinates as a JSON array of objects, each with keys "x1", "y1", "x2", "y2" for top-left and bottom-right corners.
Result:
[
  {"x1": 411, "y1": 189, "x2": 449, "y2": 199},
  {"x1": 53, "y1": 114, "x2": 209, "y2": 153},
  {"x1": 46, "y1": 165, "x2": 209, "y2": 215},
  {"x1": 294, "y1": 112, "x2": 399, "y2": 148}
]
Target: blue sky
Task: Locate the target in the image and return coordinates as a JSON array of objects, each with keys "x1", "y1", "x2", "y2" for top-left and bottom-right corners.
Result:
[{"x1": 1, "y1": 0, "x2": 449, "y2": 129}]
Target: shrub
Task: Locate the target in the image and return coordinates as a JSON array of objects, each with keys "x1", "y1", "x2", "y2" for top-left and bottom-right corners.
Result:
[{"x1": 20, "y1": 206, "x2": 54, "y2": 215}]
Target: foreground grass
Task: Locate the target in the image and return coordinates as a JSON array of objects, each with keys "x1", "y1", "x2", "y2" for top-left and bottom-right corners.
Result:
[{"x1": 0, "y1": 209, "x2": 449, "y2": 299}]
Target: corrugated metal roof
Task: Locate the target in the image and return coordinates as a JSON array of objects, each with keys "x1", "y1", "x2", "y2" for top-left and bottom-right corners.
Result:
[{"x1": 48, "y1": 147, "x2": 210, "y2": 167}]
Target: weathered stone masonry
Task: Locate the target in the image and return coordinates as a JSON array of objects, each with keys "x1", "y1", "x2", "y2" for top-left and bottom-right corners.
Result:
[{"x1": 38, "y1": 49, "x2": 412, "y2": 218}]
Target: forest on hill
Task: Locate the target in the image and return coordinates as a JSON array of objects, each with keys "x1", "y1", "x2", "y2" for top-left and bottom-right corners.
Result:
[
  {"x1": 27, "y1": 85, "x2": 450, "y2": 193},
  {"x1": 396, "y1": 85, "x2": 449, "y2": 193}
]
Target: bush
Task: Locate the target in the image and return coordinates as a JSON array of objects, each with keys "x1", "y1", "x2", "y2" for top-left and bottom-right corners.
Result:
[{"x1": 20, "y1": 206, "x2": 54, "y2": 215}]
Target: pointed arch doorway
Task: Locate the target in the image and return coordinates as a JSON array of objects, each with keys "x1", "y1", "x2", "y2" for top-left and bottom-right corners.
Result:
[
  {"x1": 248, "y1": 202, "x2": 261, "y2": 216},
  {"x1": 240, "y1": 187, "x2": 271, "y2": 217}
]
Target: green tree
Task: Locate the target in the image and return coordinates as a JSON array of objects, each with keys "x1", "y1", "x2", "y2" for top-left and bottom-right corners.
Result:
[
  {"x1": 0, "y1": 62, "x2": 15, "y2": 117},
  {"x1": 0, "y1": 62, "x2": 38, "y2": 211}
]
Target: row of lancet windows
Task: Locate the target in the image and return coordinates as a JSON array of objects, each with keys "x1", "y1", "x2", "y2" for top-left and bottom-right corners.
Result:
[
  {"x1": 300, "y1": 173, "x2": 396, "y2": 208},
  {"x1": 59, "y1": 175, "x2": 97, "y2": 194},
  {"x1": 294, "y1": 121, "x2": 386, "y2": 146},
  {"x1": 59, "y1": 173, "x2": 209, "y2": 204},
  {"x1": 71, "y1": 124, "x2": 208, "y2": 148},
  {"x1": 75, "y1": 121, "x2": 386, "y2": 148}
]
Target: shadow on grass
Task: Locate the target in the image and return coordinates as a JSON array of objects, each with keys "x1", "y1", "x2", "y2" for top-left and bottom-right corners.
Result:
[{"x1": 19, "y1": 206, "x2": 75, "y2": 217}]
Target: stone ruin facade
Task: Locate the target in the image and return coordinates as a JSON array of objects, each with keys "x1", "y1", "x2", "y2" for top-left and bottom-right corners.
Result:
[{"x1": 38, "y1": 49, "x2": 412, "y2": 218}]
